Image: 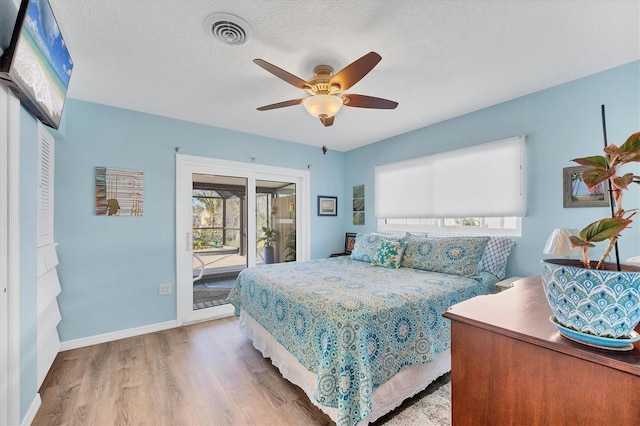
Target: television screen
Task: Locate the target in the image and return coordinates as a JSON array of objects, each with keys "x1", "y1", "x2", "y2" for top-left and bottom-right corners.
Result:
[{"x1": 0, "y1": 0, "x2": 73, "y2": 129}]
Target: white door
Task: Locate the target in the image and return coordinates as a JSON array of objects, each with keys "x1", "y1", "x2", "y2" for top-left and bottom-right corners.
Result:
[
  {"x1": 176, "y1": 154, "x2": 310, "y2": 325},
  {"x1": 0, "y1": 82, "x2": 21, "y2": 426}
]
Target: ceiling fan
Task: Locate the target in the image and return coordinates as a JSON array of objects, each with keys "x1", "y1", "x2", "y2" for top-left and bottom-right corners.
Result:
[{"x1": 253, "y1": 51, "x2": 398, "y2": 127}]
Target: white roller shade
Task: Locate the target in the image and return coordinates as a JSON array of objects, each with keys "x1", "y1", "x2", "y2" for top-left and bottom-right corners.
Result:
[{"x1": 375, "y1": 136, "x2": 525, "y2": 218}]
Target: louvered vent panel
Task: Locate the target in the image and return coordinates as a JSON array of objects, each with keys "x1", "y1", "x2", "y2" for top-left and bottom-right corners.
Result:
[{"x1": 37, "y1": 125, "x2": 54, "y2": 247}]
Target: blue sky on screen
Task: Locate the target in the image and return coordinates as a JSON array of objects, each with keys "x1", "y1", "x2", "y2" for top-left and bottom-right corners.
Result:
[{"x1": 25, "y1": 0, "x2": 73, "y2": 87}]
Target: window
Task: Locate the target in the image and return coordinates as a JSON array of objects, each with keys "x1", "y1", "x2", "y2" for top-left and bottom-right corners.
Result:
[
  {"x1": 375, "y1": 136, "x2": 525, "y2": 236},
  {"x1": 192, "y1": 188, "x2": 242, "y2": 250},
  {"x1": 380, "y1": 216, "x2": 521, "y2": 236}
]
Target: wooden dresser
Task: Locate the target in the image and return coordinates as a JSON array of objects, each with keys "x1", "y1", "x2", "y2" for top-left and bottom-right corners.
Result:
[{"x1": 443, "y1": 276, "x2": 640, "y2": 425}]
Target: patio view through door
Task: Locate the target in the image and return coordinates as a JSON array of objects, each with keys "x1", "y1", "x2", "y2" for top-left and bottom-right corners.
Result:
[
  {"x1": 192, "y1": 174, "x2": 247, "y2": 311},
  {"x1": 176, "y1": 154, "x2": 310, "y2": 325},
  {"x1": 191, "y1": 176, "x2": 296, "y2": 311},
  {"x1": 254, "y1": 180, "x2": 297, "y2": 267}
]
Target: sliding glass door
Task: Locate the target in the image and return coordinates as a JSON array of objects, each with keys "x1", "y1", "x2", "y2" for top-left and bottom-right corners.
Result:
[
  {"x1": 192, "y1": 174, "x2": 247, "y2": 311},
  {"x1": 255, "y1": 180, "x2": 296, "y2": 266},
  {"x1": 176, "y1": 155, "x2": 309, "y2": 325}
]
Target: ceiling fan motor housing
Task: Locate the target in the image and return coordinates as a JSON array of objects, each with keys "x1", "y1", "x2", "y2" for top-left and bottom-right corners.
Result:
[{"x1": 307, "y1": 65, "x2": 341, "y2": 95}]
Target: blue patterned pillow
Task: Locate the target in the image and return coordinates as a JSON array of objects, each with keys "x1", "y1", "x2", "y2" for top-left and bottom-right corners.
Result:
[
  {"x1": 372, "y1": 240, "x2": 407, "y2": 269},
  {"x1": 480, "y1": 237, "x2": 516, "y2": 280},
  {"x1": 350, "y1": 233, "x2": 403, "y2": 263},
  {"x1": 401, "y1": 237, "x2": 489, "y2": 277},
  {"x1": 426, "y1": 234, "x2": 515, "y2": 279}
]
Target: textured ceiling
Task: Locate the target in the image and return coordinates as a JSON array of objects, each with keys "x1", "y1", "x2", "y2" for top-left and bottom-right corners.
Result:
[{"x1": 50, "y1": 0, "x2": 639, "y2": 152}]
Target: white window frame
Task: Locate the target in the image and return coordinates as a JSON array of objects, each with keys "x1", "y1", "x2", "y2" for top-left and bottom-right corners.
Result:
[{"x1": 378, "y1": 217, "x2": 522, "y2": 237}]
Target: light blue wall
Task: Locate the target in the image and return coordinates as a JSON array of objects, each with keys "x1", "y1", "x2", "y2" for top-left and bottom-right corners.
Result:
[
  {"x1": 53, "y1": 100, "x2": 346, "y2": 341},
  {"x1": 343, "y1": 61, "x2": 640, "y2": 278}
]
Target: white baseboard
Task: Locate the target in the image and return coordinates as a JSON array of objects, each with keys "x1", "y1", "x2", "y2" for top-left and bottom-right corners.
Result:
[
  {"x1": 22, "y1": 393, "x2": 41, "y2": 426},
  {"x1": 182, "y1": 303, "x2": 235, "y2": 326},
  {"x1": 60, "y1": 320, "x2": 179, "y2": 351}
]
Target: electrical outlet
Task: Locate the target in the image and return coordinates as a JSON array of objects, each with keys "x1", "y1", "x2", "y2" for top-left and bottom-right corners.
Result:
[{"x1": 158, "y1": 283, "x2": 172, "y2": 295}]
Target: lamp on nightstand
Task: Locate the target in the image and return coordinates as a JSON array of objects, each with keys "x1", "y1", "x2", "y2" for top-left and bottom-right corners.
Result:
[{"x1": 543, "y1": 228, "x2": 581, "y2": 257}]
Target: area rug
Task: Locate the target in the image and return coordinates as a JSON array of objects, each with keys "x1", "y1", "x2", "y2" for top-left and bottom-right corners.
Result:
[
  {"x1": 192, "y1": 279, "x2": 235, "y2": 309},
  {"x1": 380, "y1": 382, "x2": 451, "y2": 426}
]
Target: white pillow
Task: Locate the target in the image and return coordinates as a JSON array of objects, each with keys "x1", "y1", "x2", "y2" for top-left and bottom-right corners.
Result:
[{"x1": 372, "y1": 240, "x2": 407, "y2": 269}]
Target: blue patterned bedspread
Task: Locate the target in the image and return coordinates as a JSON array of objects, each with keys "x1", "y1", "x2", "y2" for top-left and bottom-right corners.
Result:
[{"x1": 228, "y1": 257, "x2": 496, "y2": 425}]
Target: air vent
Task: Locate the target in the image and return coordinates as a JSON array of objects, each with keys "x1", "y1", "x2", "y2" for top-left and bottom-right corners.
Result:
[{"x1": 203, "y1": 12, "x2": 253, "y2": 46}]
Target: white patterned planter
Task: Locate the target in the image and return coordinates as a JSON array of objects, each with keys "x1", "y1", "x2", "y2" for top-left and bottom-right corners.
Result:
[{"x1": 541, "y1": 259, "x2": 640, "y2": 339}]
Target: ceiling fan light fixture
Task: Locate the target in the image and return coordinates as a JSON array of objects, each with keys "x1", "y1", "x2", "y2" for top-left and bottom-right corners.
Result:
[{"x1": 303, "y1": 95, "x2": 343, "y2": 119}]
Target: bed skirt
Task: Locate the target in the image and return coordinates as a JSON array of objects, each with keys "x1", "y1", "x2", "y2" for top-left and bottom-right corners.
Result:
[{"x1": 239, "y1": 308, "x2": 451, "y2": 425}]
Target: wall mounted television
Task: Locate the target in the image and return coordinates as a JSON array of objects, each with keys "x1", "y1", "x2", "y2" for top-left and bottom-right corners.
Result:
[{"x1": 0, "y1": 0, "x2": 73, "y2": 130}]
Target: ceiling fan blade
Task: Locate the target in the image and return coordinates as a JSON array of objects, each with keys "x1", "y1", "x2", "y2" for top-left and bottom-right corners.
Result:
[
  {"x1": 256, "y1": 99, "x2": 304, "y2": 111},
  {"x1": 343, "y1": 94, "x2": 398, "y2": 109},
  {"x1": 320, "y1": 115, "x2": 335, "y2": 127},
  {"x1": 329, "y1": 52, "x2": 382, "y2": 91},
  {"x1": 253, "y1": 59, "x2": 311, "y2": 90}
]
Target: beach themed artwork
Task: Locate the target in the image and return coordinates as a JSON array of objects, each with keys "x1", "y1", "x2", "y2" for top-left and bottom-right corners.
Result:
[
  {"x1": 96, "y1": 167, "x2": 144, "y2": 216},
  {"x1": 563, "y1": 166, "x2": 609, "y2": 208},
  {"x1": 9, "y1": 0, "x2": 73, "y2": 128}
]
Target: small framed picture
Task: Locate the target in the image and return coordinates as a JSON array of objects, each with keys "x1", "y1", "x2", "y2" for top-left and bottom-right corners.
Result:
[
  {"x1": 317, "y1": 196, "x2": 338, "y2": 216},
  {"x1": 563, "y1": 166, "x2": 610, "y2": 208},
  {"x1": 345, "y1": 232, "x2": 357, "y2": 254}
]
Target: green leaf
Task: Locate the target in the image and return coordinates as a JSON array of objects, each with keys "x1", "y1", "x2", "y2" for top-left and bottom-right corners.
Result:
[
  {"x1": 616, "y1": 133, "x2": 640, "y2": 162},
  {"x1": 572, "y1": 155, "x2": 608, "y2": 168},
  {"x1": 613, "y1": 173, "x2": 634, "y2": 190},
  {"x1": 618, "y1": 152, "x2": 640, "y2": 163},
  {"x1": 581, "y1": 167, "x2": 614, "y2": 189},
  {"x1": 619, "y1": 132, "x2": 640, "y2": 156},
  {"x1": 580, "y1": 218, "x2": 632, "y2": 243},
  {"x1": 603, "y1": 144, "x2": 619, "y2": 155},
  {"x1": 569, "y1": 235, "x2": 594, "y2": 248}
]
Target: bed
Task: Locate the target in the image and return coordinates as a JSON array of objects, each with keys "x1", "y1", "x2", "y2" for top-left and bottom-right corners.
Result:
[{"x1": 228, "y1": 233, "x2": 514, "y2": 425}]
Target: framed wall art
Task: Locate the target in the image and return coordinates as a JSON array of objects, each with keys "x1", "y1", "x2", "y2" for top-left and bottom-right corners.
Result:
[
  {"x1": 344, "y1": 232, "x2": 357, "y2": 254},
  {"x1": 317, "y1": 195, "x2": 337, "y2": 216},
  {"x1": 353, "y1": 184, "x2": 365, "y2": 225},
  {"x1": 96, "y1": 167, "x2": 144, "y2": 216},
  {"x1": 563, "y1": 166, "x2": 609, "y2": 208}
]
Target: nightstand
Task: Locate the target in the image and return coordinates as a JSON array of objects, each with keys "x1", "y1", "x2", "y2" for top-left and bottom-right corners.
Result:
[
  {"x1": 495, "y1": 276, "x2": 523, "y2": 291},
  {"x1": 330, "y1": 252, "x2": 350, "y2": 258}
]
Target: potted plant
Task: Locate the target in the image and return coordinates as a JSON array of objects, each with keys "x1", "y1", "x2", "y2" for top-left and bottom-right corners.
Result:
[
  {"x1": 541, "y1": 131, "x2": 640, "y2": 347},
  {"x1": 258, "y1": 226, "x2": 277, "y2": 264},
  {"x1": 284, "y1": 230, "x2": 296, "y2": 262}
]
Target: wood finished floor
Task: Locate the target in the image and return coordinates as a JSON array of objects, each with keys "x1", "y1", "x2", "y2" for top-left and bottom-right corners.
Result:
[
  {"x1": 33, "y1": 316, "x2": 449, "y2": 425},
  {"x1": 34, "y1": 316, "x2": 333, "y2": 426}
]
